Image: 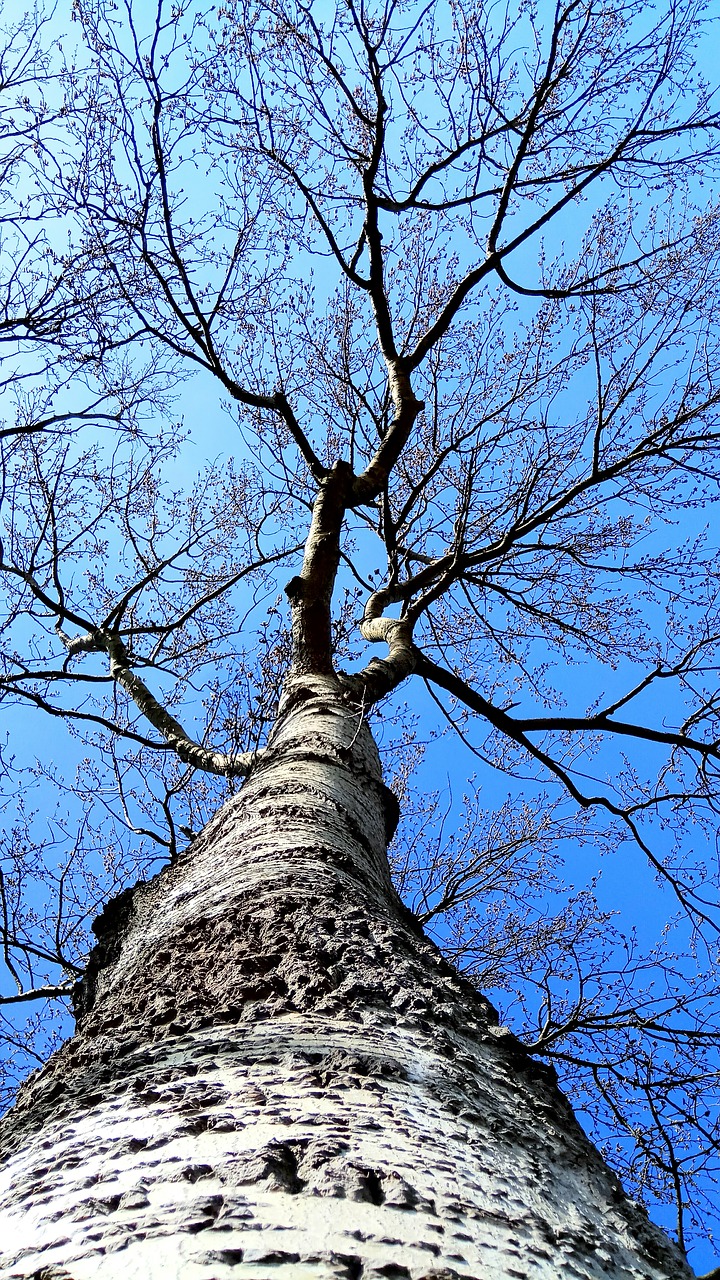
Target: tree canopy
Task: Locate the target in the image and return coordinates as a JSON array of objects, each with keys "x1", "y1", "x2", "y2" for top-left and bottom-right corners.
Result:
[{"x1": 1, "y1": 0, "x2": 720, "y2": 1265}]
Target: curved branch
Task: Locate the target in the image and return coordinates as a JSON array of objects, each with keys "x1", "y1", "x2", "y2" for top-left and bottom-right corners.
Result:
[{"x1": 341, "y1": 588, "x2": 416, "y2": 704}]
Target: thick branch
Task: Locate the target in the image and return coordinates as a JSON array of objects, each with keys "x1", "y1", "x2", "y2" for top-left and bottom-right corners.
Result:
[
  {"x1": 104, "y1": 634, "x2": 256, "y2": 777},
  {"x1": 285, "y1": 461, "x2": 354, "y2": 674},
  {"x1": 351, "y1": 364, "x2": 424, "y2": 504},
  {"x1": 54, "y1": 631, "x2": 256, "y2": 777}
]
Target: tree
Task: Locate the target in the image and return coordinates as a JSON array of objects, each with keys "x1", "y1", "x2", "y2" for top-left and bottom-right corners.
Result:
[{"x1": 0, "y1": 0, "x2": 720, "y2": 1273}]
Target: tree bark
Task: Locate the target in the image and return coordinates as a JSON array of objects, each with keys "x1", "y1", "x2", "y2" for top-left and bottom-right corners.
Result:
[{"x1": 0, "y1": 677, "x2": 693, "y2": 1279}]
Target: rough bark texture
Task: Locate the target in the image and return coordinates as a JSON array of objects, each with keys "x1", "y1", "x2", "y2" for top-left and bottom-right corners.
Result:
[{"x1": 0, "y1": 678, "x2": 693, "y2": 1279}]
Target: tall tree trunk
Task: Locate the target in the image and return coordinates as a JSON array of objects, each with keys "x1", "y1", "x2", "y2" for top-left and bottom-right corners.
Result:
[{"x1": 0, "y1": 678, "x2": 692, "y2": 1279}]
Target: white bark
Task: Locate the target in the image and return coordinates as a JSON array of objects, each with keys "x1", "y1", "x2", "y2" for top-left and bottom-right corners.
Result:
[{"x1": 0, "y1": 678, "x2": 693, "y2": 1279}]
